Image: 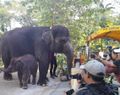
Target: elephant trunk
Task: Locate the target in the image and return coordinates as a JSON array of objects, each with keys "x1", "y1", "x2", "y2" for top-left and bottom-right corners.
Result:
[
  {"x1": 63, "y1": 42, "x2": 73, "y2": 77},
  {"x1": 4, "y1": 65, "x2": 13, "y2": 73}
]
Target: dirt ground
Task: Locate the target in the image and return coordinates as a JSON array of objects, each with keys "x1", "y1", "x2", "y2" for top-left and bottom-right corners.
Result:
[{"x1": 0, "y1": 71, "x2": 70, "y2": 95}]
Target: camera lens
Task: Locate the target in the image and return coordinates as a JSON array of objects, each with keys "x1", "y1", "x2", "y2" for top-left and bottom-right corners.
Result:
[
  {"x1": 66, "y1": 89, "x2": 74, "y2": 95},
  {"x1": 70, "y1": 74, "x2": 82, "y2": 80},
  {"x1": 103, "y1": 54, "x2": 107, "y2": 57}
]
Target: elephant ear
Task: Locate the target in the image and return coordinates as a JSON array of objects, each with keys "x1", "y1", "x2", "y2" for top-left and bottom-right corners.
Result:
[{"x1": 42, "y1": 31, "x2": 54, "y2": 46}]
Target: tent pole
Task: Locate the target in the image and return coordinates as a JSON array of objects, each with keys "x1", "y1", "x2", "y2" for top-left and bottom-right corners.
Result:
[{"x1": 86, "y1": 42, "x2": 89, "y2": 61}]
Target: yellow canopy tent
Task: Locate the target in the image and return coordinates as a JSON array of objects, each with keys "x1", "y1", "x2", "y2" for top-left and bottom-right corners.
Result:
[{"x1": 87, "y1": 26, "x2": 120, "y2": 42}]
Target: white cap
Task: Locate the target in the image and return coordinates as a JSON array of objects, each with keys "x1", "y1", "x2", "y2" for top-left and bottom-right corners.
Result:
[
  {"x1": 79, "y1": 65, "x2": 85, "y2": 69},
  {"x1": 84, "y1": 60, "x2": 105, "y2": 77},
  {"x1": 113, "y1": 48, "x2": 120, "y2": 53}
]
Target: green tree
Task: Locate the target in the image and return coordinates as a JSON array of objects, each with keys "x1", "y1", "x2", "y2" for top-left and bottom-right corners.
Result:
[{"x1": 0, "y1": 0, "x2": 119, "y2": 52}]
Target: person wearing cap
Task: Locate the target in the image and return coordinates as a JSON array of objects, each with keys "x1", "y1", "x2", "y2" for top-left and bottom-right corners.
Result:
[
  {"x1": 100, "y1": 48, "x2": 120, "y2": 83},
  {"x1": 75, "y1": 60, "x2": 114, "y2": 95},
  {"x1": 65, "y1": 60, "x2": 115, "y2": 95}
]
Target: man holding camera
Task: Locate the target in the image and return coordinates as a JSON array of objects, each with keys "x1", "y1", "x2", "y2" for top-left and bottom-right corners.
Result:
[{"x1": 65, "y1": 60, "x2": 115, "y2": 95}]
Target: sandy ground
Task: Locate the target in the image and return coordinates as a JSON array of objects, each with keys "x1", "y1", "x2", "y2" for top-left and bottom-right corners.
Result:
[{"x1": 0, "y1": 71, "x2": 71, "y2": 95}]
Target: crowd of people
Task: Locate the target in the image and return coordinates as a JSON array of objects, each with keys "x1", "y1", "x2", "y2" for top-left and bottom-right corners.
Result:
[
  {"x1": 47, "y1": 47, "x2": 120, "y2": 95},
  {"x1": 65, "y1": 47, "x2": 120, "y2": 95}
]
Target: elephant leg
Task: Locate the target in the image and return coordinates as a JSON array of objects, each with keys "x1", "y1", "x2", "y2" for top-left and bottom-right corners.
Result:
[
  {"x1": 32, "y1": 72, "x2": 37, "y2": 85},
  {"x1": 22, "y1": 74, "x2": 29, "y2": 89},
  {"x1": 32, "y1": 74, "x2": 36, "y2": 85},
  {"x1": 31, "y1": 64, "x2": 38, "y2": 85},
  {"x1": 37, "y1": 60, "x2": 49, "y2": 86},
  {"x1": 22, "y1": 72, "x2": 30, "y2": 89},
  {"x1": 28, "y1": 78, "x2": 30, "y2": 84},
  {"x1": 18, "y1": 71, "x2": 23, "y2": 88}
]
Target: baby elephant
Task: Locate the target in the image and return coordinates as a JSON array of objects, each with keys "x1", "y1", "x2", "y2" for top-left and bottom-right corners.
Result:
[{"x1": 4, "y1": 54, "x2": 38, "y2": 89}]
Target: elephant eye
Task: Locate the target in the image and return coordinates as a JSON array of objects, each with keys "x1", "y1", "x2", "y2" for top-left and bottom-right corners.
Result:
[
  {"x1": 60, "y1": 38, "x2": 68, "y2": 44},
  {"x1": 56, "y1": 37, "x2": 69, "y2": 44},
  {"x1": 60, "y1": 39, "x2": 66, "y2": 43},
  {"x1": 63, "y1": 37, "x2": 69, "y2": 41}
]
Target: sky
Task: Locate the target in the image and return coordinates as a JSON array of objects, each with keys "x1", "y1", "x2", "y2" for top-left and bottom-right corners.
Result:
[{"x1": 103, "y1": 0, "x2": 120, "y2": 15}]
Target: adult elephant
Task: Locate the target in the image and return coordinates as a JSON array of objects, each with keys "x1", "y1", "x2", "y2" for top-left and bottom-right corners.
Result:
[{"x1": 1, "y1": 25, "x2": 73, "y2": 86}]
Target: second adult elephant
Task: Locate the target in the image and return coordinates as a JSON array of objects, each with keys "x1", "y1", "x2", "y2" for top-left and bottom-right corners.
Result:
[{"x1": 1, "y1": 25, "x2": 73, "y2": 86}]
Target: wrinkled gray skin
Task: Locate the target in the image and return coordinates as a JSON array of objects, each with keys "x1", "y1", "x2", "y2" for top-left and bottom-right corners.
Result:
[
  {"x1": 1, "y1": 25, "x2": 73, "y2": 86},
  {"x1": 4, "y1": 54, "x2": 38, "y2": 89}
]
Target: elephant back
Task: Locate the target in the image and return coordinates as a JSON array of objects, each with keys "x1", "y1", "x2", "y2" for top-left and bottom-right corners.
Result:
[{"x1": 1, "y1": 26, "x2": 50, "y2": 57}]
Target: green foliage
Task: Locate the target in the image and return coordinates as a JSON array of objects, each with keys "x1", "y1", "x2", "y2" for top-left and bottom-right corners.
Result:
[
  {"x1": 57, "y1": 54, "x2": 67, "y2": 69},
  {"x1": 0, "y1": 5, "x2": 11, "y2": 32},
  {"x1": 0, "y1": 0, "x2": 119, "y2": 52},
  {"x1": 56, "y1": 54, "x2": 68, "y2": 75}
]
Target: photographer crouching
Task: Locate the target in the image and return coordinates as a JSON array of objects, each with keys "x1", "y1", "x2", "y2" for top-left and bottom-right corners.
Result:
[{"x1": 65, "y1": 60, "x2": 115, "y2": 95}]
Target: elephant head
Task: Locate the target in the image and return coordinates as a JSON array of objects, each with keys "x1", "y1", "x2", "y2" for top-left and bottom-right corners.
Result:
[
  {"x1": 42, "y1": 25, "x2": 73, "y2": 75},
  {"x1": 4, "y1": 58, "x2": 23, "y2": 73},
  {"x1": 4, "y1": 58, "x2": 17, "y2": 73}
]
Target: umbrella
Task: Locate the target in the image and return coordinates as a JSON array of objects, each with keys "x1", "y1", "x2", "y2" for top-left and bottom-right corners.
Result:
[{"x1": 87, "y1": 26, "x2": 120, "y2": 42}]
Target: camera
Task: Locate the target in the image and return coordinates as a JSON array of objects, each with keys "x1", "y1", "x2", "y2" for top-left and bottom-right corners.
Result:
[
  {"x1": 103, "y1": 54, "x2": 107, "y2": 58},
  {"x1": 65, "y1": 74, "x2": 85, "y2": 95},
  {"x1": 70, "y1": 74, "x2": 82, "y2": 80},
  {"x1": 102, "y1": 54, "x2": 108, "y2": 60},
  {"x1": 65, "y1": 89, "x2": 74, "y2": 95}
]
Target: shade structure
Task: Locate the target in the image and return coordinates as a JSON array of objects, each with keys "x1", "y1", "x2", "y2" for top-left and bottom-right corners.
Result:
[{"x1": 87, "y1": 26, "x2": 120, "y2": 42}]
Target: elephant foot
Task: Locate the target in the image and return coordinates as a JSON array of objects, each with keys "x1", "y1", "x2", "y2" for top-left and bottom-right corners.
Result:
[
  {"x1": 22, "y1": 85, "x2": 28, "y2": 89},
  {"x1": 20, "y1": 83, "x2": 28, "y2": 89},
  {"x1": 19, "y1": 83, "x2": 23, "y2": 88},
  {"x1": 37, "y1": 80, "x2": 47, "y2": 87},
  {"x1": 40, "y1": 83, "x2": 47, "y2": 87},
  {"x1": 4, "y1": 73, "x2": 13, "y2": 80}
]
